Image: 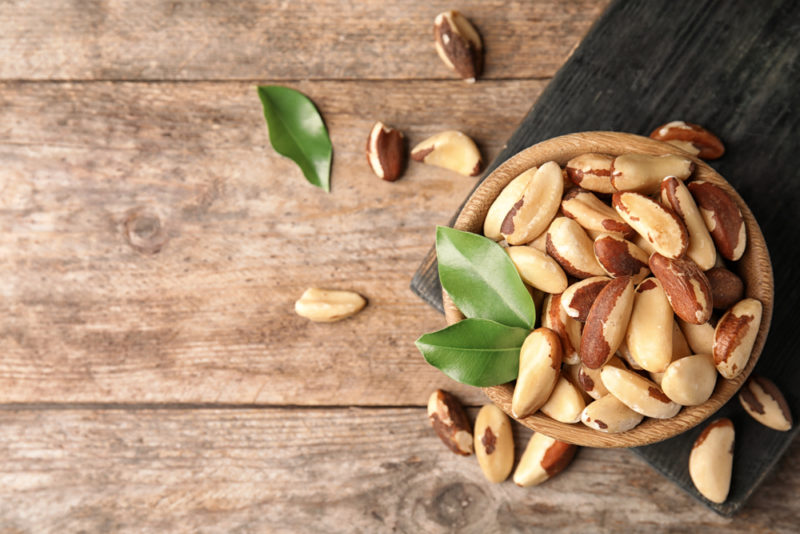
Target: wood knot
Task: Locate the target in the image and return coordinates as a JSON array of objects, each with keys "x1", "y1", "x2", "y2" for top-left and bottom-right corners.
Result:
[
  {"x1": 124, "y1": 207, "x2": 169, "y2": 254},
  {"x1": 425, "y1": 481, "x2": 488, "y2": 528}
]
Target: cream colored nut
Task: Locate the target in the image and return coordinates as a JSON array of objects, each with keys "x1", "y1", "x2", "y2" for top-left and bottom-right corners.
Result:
[
  {"x1": 650, "y1": 121, "x2": 725, "y2": 160},
  {"x1": 528, "y1": 230, "x2": 549, "y2": 252},
  {"x1": 427, "y1": 389, "x2": 474, "y2": 456},
  {"x1": 501, "y1": 162, "x2": 564, "y2": 245},
  {"x1": 713, "y1": 298, "x2": 762, "y2": 379},
  {"x1": 561, "y1": 188, "x2": 634, "y2": 239},
  {"x1": 610, "y1": 153, "x2": 694, "y2": 194},
  {"x1": 410, "y1": 130, "x2": 482, "y2": 176},
  {"x1": 564, "y1": 153, "x2": 616, "y2": 194},
  {"x1": 507, "y1": 246, "x2": 568, "y2": 294},
  {"x1": 661, "y1": 354, "x2": 717, "y2": 406},
  {"x1": 540, "y1": 375, "x2": 586, "y2": 423},
  {"x1": 512, "y1": 328, "x2": 562, "y2": 418},
  {"x1": 542, "y1": 293, "x2": 581, "y2": 365},
  {"x1": 578, "y1": 356, "x2": 625, "y2": 400},
  {"x1": 650, "y1": 321, "x2": 691, "y2": 386},
  {"x1": 294, "y1": 288, "x2": 366, "y2": 322},
  {"x1": 560, "y1": 276, "x2": 611, "y2": 322},
  {"x1": 581, "y1": 394, "x2": 644, "y2": 433},
  {"x1": 593, "y1": 233, "x2": 651, "y2": 284},
  {"x1": 687, "y1": 180, "x2": 746, "y2": 261},
  {"x1": 649, "y1": 253, "x2": 713, "y2": 325},
  {"x1": 366, "y1": 122, "x2": 406, "y2": 181},
  {"x1": 600, "y1": 366, "x2": 681, "y2": 418},
  {"x1": 580, "y1": 276, "x2": 635, "y2": 369},
  {"x1": 545, "y1": 217, "x2": 606, "y2": 278},
  {"x1": 616, "y1": 339, "x2": 642, "y2": 371},
  {"x1": 625, "y1": 278, "x2": 673, "y2": 373},
  {"x1": 705, "y1": 267, "x2": 744, "y2": 310},
  {"x1": 632, "y1": 233, "x2": 656, "y2": 256},
  {"x1": 613, "y1": 192, "x2": 689, "y2": 259},
  {"x1": 689, "y1": 418, "x2": 734, "y2": 503},
  {"x1": 739, "y1": 376, "x2": 793, "y2": 431},
  {"x1": 661, "y1": 176, "x2": 717, "y2": 270},
  {"x1": 484, "y1": 168, "x2": 535, "y2": 240},
  {"x1": 678, "y1": 318, "x2": 716, "y2": 355},
  {"x1": 474, "y1": 404, "x2": 514, "y2": 483},
  {"x1": 434, "y1": 10, "x2": 483, "y2": 82},
  {"x1": 513, "y1": 433, "x2": 577, "y2": 487}
]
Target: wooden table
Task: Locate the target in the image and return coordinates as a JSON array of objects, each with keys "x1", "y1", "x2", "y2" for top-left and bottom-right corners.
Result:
[{"x1": 1, "y1": 1, "x2": 797, "y2": 531}]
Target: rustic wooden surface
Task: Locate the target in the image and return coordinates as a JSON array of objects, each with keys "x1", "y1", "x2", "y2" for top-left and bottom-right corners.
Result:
[{"x1": 1, "y1": 0, "x2": 797, "y2": 531}]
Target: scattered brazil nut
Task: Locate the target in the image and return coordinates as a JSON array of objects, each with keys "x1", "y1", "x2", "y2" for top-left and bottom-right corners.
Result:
[
  {"x1": 410, "y1": 130, "x2": 483, "y2": 176},
  {"x1": 739, "y1": 376, "x2": 793, "y2": 431},
  {"x1": 512, "y1": 328, "x2": 562, "y2": 419},
  {"x1": 600, "y1": 366, "x2": 681, "y2": 419},
  {"x1": 649, "y1": 121, "x2": 725, "y2": 160},
  {"x1": 625, "y1": 278, "x2": 673, "y2": 373},
  {"x1": 501, "y1": 161, "x2": 564, "y2": 245},
  {"x1": 705, "y1": 267, "x2": 745, "y2": 310},
  {"x1": 433, "y1": 10, "x2": 483, "y2": 83},
  {"x1": 561, "y1": 188, "x2": 634, "y2": 239},
  {"x1": 581, "y1": 394, "x2": 644, "y2": 433},
  {"x1": 660, "y1": 354, "x2": 717, "y2": 406},
  {"x1": 612, "y1": 191, "x2": 689, "y2": 259},
  {"x1": 513, "y1": 432, "x2": 577, "y2": 487},
  {"x1": 540, "y1": 375, "x2": 586, "y2": 423},
  {"x1": 689, "y1": 418, "x2": 734, "y2": 503},
  {"x1": 649, "y1": 253, "x2": 713, "y2": 325},
  {"x1": 593, "y1": 233, "x2": 651, "y2": 284},
  {"x1": 427, "y1": 389, "x2": 473, "y2": 455},
  {"x1": 560, "y1": 276, "x2": 611, "y2": 322},
  {"x1": 610, "y1": 153, "x2": 693, "y2": 194},
  {"x1": 687, "y1": 180, "x2": 746, "y2": 261},
  {"x1": 545, "y1": 216, "x2": 606, "y2": 278},
  {"x1": 506, "y1": 246, "x2": 568, "y2": 294},
  {"x1": 474, "y1": 404, "x2": 514, "y2": 483},
  {"x1": 564, "y1": 153, "x2": 616, "y2": 194},
  {"x1": 294, "y1": 288, "x2": 366, "y2": 322},
  {"x1": 484, "y1": 167, "x2": 535, "y2": 240},
  {"x1": 580, "y1": 276, "x2": 635, "y2": 369},
  {"x1": 366, "y1": 121, "x2": 406, "y2": 181},
  {"x1": 713, "y1": 297, "x2": 762, "y2": 379},
  {"x1": 661, "y1": 176, "x2": 717, "y2": 270}
]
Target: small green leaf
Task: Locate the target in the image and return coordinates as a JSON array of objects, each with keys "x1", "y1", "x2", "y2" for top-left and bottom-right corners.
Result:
[
  {"x1": 257, "y1": 85, "x2": 332, "y2": 192},
  {"x1": 436, "y1": 226, "x2": 534, "y2": 329},
  {"x1": 416, "y1": 319, "x2": 528, "y2": 386}
]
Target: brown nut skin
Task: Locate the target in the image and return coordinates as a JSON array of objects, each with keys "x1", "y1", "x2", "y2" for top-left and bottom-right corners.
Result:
[
  {"x1": 612, "y1": 191, "x2": 689, "y2": 259},
  {"x1": 739, "y1": 376, "x2": 793, "y2": 431},
  {"x1": 366, "y1": 122, "x2": 406, "y2": 181},
  {"x1": 593, "y1": 233, "x2": 651, "y2": 284},
  {"x1": 649, "y1": 253, "x2": 713, "y2": 325},
  {"x1": 545, "y1": 217, "x2": 606, "y2": 279},
  {"x1": 580, "y1": 276, "x2": 635, "y2": 369},
  {"x1": 661, "y1": 176, "x2": 717, "y2": 270},
  {"x1": 542, "y1": 293, "x2": 581, "y2": 365},
  {"x1": 433, "y1": 10, "x2": 483, "y2": 82},
  {"x1": 650, "y1": 121, "x2": 725, "y2": 160},
  {"x1": 713, "y1": 298, "x2": 762, "y2": 379},
  {"x1": 561, "y1": 188, "x2": 635, "y2": 239},
  {"x1": 427, "y1": 390, "x2": 474, "y2": 456},
  {"x1": 687, "y1": 181, "x2": 746, "y2": 261},
  {"x1": 561, "y1": 276, "x2": 611, "y2": 322},
  {"x1": 689, "y1": 418, "x2": 734, "y2": 503},
  {"x1": 705, "y1": 267, "x2": 744, "y2": 310},
  {"x1": 513, "y1": 433, "x2": 577, "y2": 487},
  {"x1": 564, "y1": 153, "x2": 616, "y2": 194}
]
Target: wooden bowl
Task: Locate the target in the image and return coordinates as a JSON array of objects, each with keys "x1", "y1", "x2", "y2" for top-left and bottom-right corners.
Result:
[{"x1": 443, "y1": 131, "x2": 774, "y2": 448}]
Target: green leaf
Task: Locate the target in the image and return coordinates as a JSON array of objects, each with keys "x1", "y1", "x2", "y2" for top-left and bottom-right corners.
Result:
[
  {"x1": 257, "y1": 85, "x2": 332, "y2": 192},
  {"x1": 436, "y1": 226, "x2": 534, "y2": 329},
  {"x1": 416, "y1": 319, "x2": 528, "y2": 386}
]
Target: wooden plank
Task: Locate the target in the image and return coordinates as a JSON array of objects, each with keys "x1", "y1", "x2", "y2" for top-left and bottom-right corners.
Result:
[
  {"x1": 0, "y1": 79, "x2": 551, "y2": 405},
  {"x1": 0, "y1": 407, "x2": 796, "y2": 532},
  {"x1": 0, "y1": 0, "x2": 608, "y2": 81}
]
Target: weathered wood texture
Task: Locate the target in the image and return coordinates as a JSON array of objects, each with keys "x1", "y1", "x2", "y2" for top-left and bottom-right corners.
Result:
[
  {"x1": 0, "y1": 0, "x2": 608, "y2": 81},
  {"x1": 0, "y1": 407, "x2": 797, "y2": 533},
  {"x1": 0, "y1": 80, "x2": 549, "y2": 405}
]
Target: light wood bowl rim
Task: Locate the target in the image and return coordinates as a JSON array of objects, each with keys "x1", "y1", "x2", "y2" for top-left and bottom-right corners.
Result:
[{"x1": 442, "y1": 131, "x2": 774, "y2": 448}]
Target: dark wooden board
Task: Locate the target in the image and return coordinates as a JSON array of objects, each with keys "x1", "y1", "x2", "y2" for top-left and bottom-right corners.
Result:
[{"x1": 411, "y1": 0, "x2": 800, "y2": 515}]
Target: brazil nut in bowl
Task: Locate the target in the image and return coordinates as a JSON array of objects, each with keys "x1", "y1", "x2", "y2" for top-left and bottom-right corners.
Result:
[{"x1": 430, "y1": 131, "x2": 774, "y2": 448}]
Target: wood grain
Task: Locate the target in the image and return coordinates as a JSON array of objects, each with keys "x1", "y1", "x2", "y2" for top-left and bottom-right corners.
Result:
[
  {"x1": 0, "y1": 0, "x2": 608, "y2": 81},
  {"x1": 0, "y1": 79, "x2": 548, "y2": 405},
  {"x1": 0, "y1": 407, "x2": 796, "y2": 533}
]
